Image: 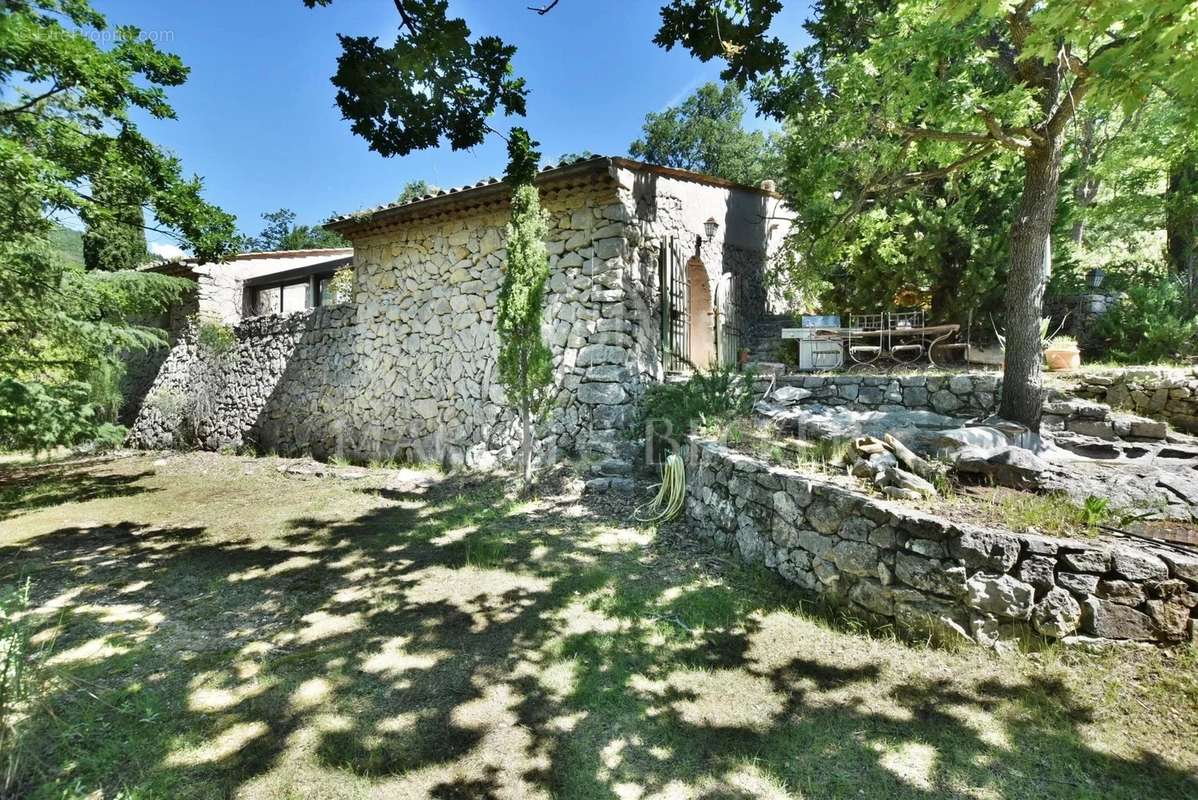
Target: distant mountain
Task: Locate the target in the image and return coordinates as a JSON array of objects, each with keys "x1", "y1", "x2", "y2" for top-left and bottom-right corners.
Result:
[{"x1": 49, "y1": 224, "x2": 85, "y2": 266}]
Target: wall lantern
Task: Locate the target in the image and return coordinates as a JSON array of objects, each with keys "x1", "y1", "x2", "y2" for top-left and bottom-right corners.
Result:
[
  {"x1": 1086, "y1": 267, "x2": 1105, "y2": 290},
  {"x1": 703, "y1": 217, "x2": 719, "y2": 242}
]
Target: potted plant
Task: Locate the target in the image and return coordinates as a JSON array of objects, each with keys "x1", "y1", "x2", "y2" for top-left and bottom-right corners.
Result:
[{"x1": 1044, "y1": 335, "x2": 1081, "y2": 371}]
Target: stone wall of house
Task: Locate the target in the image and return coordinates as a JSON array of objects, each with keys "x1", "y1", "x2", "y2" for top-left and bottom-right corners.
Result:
[
  {"x1": 758, "y1": 372, "x2": 1003, "y2": 417},
  {"x1": 1073, "y1": 368, "x2": 1198, "y2": 434},
  {"x1": 687, "y1": 440, "x2": 1198, "y2": 646},
  {"x1": 130, "y1": 182, "x2": 651, "y2": 469},
  {"x1": 618, "y1": 169, "x2": 782, "y2": 382}
]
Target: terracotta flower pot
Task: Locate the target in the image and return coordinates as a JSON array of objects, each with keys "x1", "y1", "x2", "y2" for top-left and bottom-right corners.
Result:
[{"x1": 1045, "y1": 346, "x2": 1080, "y2": 371}]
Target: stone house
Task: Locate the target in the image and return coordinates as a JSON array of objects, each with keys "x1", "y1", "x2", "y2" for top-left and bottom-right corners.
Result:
[
  {"x1": 130, "y1": 156, "x2": 789, "y2": 473},
  {"x1": 150, "y1": 247, "x2": 355, "y2": 323}
]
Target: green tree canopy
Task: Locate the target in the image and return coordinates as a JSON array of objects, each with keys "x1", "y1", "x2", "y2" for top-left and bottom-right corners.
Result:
[
  {"x1": 396, "y1": 179, "x2": 439, "y2": 204},
  {"x1": 629, "y1": 82, "x2": 781, "y2": 186},
  {"x1": 1, "y1": 0, "x2": 239, "y2": 449},
  {"x1": 242, "y1": 208, "x2": 348, "y2": 252},
  {"x1": 81, "y1": 157, "x2": 149, "y2": 271},
  {"x1": 495, "y1": 127, "x2": 553, "y2": 485}
]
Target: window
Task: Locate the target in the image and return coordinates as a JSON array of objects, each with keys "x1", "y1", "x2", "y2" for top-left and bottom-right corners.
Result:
[
  {"x1": 245, "y1": 270, "x2": 340, "y2": 317},
  {"x1": 252, "y1": 286, "x2": 282, "y2": 315},
  {"x1": 282, "y1": 281, "x2": 308, "y2": 312}
]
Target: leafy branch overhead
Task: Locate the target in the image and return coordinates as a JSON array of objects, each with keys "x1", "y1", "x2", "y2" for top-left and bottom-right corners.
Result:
[
  {"x1": 304, "y1": 0, "x2": 528, "y2": 156},
  {"x1": 1, "y1": 0, "x2": 239, "y2": 450}
]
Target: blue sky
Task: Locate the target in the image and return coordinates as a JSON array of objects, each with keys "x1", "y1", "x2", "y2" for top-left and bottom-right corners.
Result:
[{"x1": 94, "y1": 0, "x2": 812, "y2": 254}]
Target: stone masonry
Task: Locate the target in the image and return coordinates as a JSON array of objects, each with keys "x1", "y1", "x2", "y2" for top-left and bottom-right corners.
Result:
[
  {"x1": 687, "y1": 440, "x2": 1198, "y2": 647},
  {"x1": 1073, "y1": 368, "x2": 1198, "y2": 434},
  {"x1": 130, "y1": 157, "x2": 784, "y2": 471}
]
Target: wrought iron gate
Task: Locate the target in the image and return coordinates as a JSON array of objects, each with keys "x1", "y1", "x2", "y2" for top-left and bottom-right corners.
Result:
[
  {"x1": 659, "y1": 237, "x2": 689, "y2": 374},
  {"x1": 715, "y1": 272, "x2": 742, "y2": 367}
]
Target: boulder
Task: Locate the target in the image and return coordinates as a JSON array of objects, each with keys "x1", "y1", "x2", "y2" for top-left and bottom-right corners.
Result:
[
  {"x1": 966, "y1": 573, "x2": 1036, "y2": 620},
  {"x1": 1082, "y1": 597, "x2": 1155, "y2": 640},
  {"x1": 931, "y1": 426, "x2": 1008, "y2": 455},
  {"x1": 1110, "y1": 547, "x2": 1169, "y2": 581},
  {"x1": 883, "y1": 467, "x2": 938, "y2": 498},
  {"x1": 954, "y1": 446, "x2": 1050, "y2": 490},
  {"x1": 1032, "y1": 587, "x2": 1082, "y2": 638},
  {"x1": 771, "y1": 386, "x2": 813, "y2": 405}
]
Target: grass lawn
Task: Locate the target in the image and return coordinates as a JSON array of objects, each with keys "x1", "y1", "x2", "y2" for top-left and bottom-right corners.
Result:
[{"x1": 1, "y1": 452, "x2": 1196, "y2": 799}]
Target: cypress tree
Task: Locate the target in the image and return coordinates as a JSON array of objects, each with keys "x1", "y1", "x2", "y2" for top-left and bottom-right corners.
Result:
[{"x1": 495, "y1": 128, "x2": 554, "y2": 486}]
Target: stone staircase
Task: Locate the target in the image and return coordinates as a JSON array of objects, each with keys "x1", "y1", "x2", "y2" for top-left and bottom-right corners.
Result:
[{"x1": 742, "y1": 313, "x2": 797, "y2": 365}]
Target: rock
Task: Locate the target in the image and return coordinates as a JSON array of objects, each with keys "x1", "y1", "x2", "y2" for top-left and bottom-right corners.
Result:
[
  {"x1": 1059, "y1": 546, "x2": 1112, "y2": 574},
  {"x1": 931, "y1": 426, "x2": 1007, "y2": 455},
  {"x1": 930, "y1": 389, "x2": 963, "y2": 414},
  {"x1": 1157, "y1": 549, "x2": 1198, "y2": 586},
  {"x1": 1128, "y1": 417, "x2": 1168, "y2": 439},
  {"x1": 831, "y1": 540, "x2": 880, "y2": 577},
  {"x1": 1082, "y1": 597, "x2": 1155, "y2": 640},
  {"x1": 1067, "y1": 419, "x2": 1116, "y2": 439},
  {"x1": 954, "y1": 446, "x2": 1049, "y2": 490},
  {"x1": 950, "y1": 529, "x2": 1022, "y2": 572},
  {"x1": 894, "y1": 552, "x2": 965, "y2": 598},
  {"x1": 1145, "y1": 600, "x2": 1191, "y2": 641},
  {"x1": 1157, "y1": 473, "x2": 1198, "y2": 507},
  {"x1": 848, "y1": 579, "x2": 893, "y2": 616},
  {"x1": 1017, "y1": 556, "x2": 1057, "y2": 592},
  {"x1": 804, "y1": 501, "x2": 843, "y2": 536},
  {"x1": 966, "y1": 573, "x2": 1036, "y2": 620},
  {"x1": 1031, "y1": 587, "x2": 1081, "y2": 638},
  {"x1": 1110, "y1": 547, "x2": 1168, "y2": 581},
  {"x1": 1096, "y1": 579, "x2": 1147, "y2": 607},
  {"x1": 891, "y1": 591, "x2": 972, "y2": 644},
  {"x1": 1056, "y1": 572, "x2": 1100, "y2": 597},
  {"x1": 577, "y1": 382, "x2": 627, "y2": 405},
  {"x1": 883, "y1": 467, "x2": 938, "y2": 498}
]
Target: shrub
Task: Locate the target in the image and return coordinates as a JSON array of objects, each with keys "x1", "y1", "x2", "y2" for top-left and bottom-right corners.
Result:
[
  {"x1": 1090, "y1": 279, "x2": 1198, "y2": 363},
  {"x1": 0, "y1": 378, "x2": 127, "y2": 454},
  {"x1": 194, "y1": 316, "x2": 235, "y2": 356},
  {"x1": 328, "y1": 267, "x2": 354, "y2": 303},
  {"x1": 641, "y1": 363, "x2": 754, "y2": 453}
]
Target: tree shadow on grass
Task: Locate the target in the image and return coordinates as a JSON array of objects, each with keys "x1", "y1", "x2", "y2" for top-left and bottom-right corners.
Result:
[
  {"x1": 0, "y1": 458, "x2": 154, "y2": 521},
  {"x1": 1, "y1": 465, "x2": 1195, "y2": 799}
]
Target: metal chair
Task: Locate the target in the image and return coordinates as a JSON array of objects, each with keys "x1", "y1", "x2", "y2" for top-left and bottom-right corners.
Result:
[
  {"x1": 847, "y1": 312, "x2": 885, "y2": 371},
  {"x1": 887, "y1": 309, "x2": 925, "y2": 365}
]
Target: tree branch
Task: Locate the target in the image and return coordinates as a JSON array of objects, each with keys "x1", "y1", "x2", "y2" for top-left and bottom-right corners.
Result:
[
  {"x1": 391, "y1": 0, "x2": 418, "y2": 33},
  {"x1": 0, "y1": 83, "x2": 66, "y2": 117},
  {"x1": 893, "y1": 144, "x2": 997, "y2": 186},
  {"x1": 977, "y1": 107, "x2": 1035, "y2": 152},
  {"x1": 898, "y1": 125, "x2": 992, "y2": 145}
]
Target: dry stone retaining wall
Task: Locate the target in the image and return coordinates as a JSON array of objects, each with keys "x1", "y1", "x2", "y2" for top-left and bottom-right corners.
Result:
[
  {"x1": 759, "y1": 373, "x2": 1003, "y2": 417},
  {"x1": 687, "y1": 440, "x2": 1198, "y2": 646},
  {"x1": 1074, "y1": 368, "x2": 1198, "y2": 434}
]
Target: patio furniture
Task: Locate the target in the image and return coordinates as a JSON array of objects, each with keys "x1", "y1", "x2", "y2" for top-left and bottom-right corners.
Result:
[{"x1": 842, "y1": 311, "x2": 961, "y2": 371}]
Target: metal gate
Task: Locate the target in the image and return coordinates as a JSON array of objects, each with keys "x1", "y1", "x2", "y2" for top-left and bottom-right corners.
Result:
[
  {"x1": 715, "y1": 272, "x2": 742, "y2": 367},
  {"x1": 659, "y1": 237, "x2": 689, "y2": 374}
]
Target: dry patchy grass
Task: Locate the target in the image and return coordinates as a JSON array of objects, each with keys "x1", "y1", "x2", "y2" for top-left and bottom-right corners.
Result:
[{"x1": 0, "y1": 452, "x2": 1195, "y2": 799}]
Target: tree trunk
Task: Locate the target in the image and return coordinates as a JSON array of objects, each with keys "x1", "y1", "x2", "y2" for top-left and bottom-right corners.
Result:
[
  {"x1": 520, "y1": 396, "x2": 532, "y2": 487},
  {"x1": 999, "y1": 138, "x2": 1063, "y2": 429},
  {"x1": 1167, "y1": 154, "x2": 1198, "y2": 309}
]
